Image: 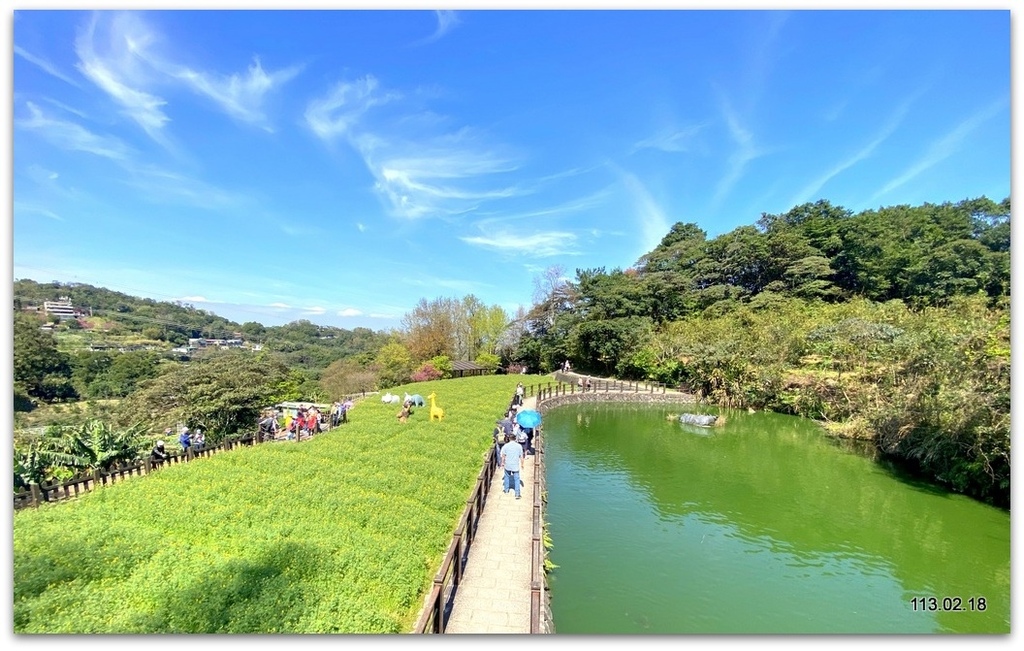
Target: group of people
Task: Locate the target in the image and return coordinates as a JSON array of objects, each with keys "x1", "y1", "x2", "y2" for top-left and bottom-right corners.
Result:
[
  {"x1": 285, "y1": 405, "x2": 323, "y2": 440},
  {"x1": 494, "y1": 383, "x2": 536, "y2": 500},
  {"x1": 150, "y1": 425, "x2": 205, "y2": 464},
  {"x1": 149, "y1": 399, "x2": 354, "y2": 466}
]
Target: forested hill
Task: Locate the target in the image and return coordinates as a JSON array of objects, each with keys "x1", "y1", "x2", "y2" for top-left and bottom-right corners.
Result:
[
  {"x1": 13, "y1": 279, "x2": 245, "y2": 345},
  {"x1": 12, "y1": 279, "x2": 391, "y2": 363},
  {"x1": 514, "y1": 196, "x2": 1010, "y2": 507},
  {"x1": 632, "y1": 196, "x2": 1008, "y2": 323}
]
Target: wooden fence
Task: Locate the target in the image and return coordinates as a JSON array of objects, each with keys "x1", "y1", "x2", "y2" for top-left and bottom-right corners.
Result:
[
  {"x1": 413, "y1": 437, "x2": 501, "y2": 633},
  {"x1": 13, "y1": 415, "x2": 348, "y2": 511}
]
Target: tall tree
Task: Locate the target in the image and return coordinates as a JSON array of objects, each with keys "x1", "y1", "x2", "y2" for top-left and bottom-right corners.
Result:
[
  {"x1": 13, "y1": 313, "x2": 78, "y2": 403},
  {"x1": 118, "y1": 350, "x2": 293, "y2": 442}
]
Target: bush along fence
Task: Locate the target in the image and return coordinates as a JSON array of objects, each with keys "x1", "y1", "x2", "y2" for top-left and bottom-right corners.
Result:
[{"x1": 13, "y1": 416, "x2": 348, "y2": 511}]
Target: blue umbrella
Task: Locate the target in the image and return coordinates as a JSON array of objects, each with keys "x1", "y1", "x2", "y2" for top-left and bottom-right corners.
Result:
[{"x1": 515, "y1": 409, "x2": 542, "y2": 429}]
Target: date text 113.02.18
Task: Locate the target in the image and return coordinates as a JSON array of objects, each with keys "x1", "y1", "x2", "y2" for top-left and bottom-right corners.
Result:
[{"x1": 910, "y1": 597, "x2": 986, "y2": 612}]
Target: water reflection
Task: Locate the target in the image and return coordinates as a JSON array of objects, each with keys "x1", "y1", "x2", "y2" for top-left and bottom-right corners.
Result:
[{"x1": 544, "y1": 403, "x2": 1009, "y2": 634}]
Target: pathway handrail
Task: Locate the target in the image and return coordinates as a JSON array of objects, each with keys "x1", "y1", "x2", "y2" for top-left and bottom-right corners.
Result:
[
  {"x1": 413, "y1": 438, "x2": 499, "y2": 633},
  {"x1": 528, "y1": 431, "x2": 546, "y2": 633}
]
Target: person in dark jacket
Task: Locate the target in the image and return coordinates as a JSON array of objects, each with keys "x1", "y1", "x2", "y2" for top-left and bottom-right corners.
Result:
[{"x1": 151, "y1": 440, "x2": 170, "y2": 464}]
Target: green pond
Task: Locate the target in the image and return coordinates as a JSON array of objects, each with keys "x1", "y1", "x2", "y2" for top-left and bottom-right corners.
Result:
[{"x1": 542, "y1": 403, "x2": 1010, "y2": 634}]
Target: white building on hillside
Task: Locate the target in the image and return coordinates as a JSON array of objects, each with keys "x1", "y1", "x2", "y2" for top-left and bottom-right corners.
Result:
[{"x1": 43, "y1": 298, "x2": 77, "y2": 321}]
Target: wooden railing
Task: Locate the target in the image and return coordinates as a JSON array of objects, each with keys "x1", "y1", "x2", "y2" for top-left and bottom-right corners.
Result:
[
  {"x1": 13, "y1": 432, "x2": 265, "y2": 510},
  {"x1": 528, "y1": 433, "x2": 546, "y2": 633},
  {"x1": 413, "y1": 442, "x2": 500, "y2": 633},
  {"x1": 527, "y1": 372, "x2": 672, "y2": 398}
]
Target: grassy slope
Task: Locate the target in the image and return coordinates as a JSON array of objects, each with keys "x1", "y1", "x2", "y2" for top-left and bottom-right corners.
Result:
[{"x1": 13, "y1": 374, "x2": 542, "y2": 633}]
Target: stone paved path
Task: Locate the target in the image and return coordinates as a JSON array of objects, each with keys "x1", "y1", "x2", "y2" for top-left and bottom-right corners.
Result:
[{"x1": 443, "y1": 396, "x2": 539, "y2": 634}]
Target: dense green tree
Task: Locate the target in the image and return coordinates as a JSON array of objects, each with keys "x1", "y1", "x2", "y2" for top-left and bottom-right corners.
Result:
[
  {"x1": 319, "y1": 358, "x2": 378, "y2": 399},
  {"x1": 118, "y1": 350, "x2": 293, "y2": 442},
  {"x1": 373, "y1": 341, "x2": 415, "y2": 389},
  {"x1": 13, "y1": 313, "x2": 77, "y2": 404}
]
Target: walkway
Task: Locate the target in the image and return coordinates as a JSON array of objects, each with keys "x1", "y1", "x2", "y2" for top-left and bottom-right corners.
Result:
[{"x1": 443, "y1": 395, "x2": 539, "y2": 634}]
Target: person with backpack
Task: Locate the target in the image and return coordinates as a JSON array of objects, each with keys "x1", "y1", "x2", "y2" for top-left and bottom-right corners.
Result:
[{"x1": 259, "y1": 413, "x2": 278, "y2": 441}]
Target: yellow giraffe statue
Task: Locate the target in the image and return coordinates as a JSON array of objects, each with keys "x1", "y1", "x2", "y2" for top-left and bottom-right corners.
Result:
[{"x1": 427, "y1": 392, "x2": 445, "y2": 421}]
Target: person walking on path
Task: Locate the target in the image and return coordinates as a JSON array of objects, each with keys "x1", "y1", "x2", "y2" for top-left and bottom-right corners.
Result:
[{"x1": 500, "y1": 433, "x2": 525, "y2": 499}]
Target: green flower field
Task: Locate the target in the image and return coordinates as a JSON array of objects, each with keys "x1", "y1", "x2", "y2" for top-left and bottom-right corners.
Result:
[{"x1": 13, "y1": 374, "x2": 535, "y2": 633}]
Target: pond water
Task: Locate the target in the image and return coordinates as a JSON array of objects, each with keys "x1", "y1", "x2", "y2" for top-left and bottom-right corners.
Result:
[{"x1": 542, "y1": 403, "x2": 1010, "y2": 634}]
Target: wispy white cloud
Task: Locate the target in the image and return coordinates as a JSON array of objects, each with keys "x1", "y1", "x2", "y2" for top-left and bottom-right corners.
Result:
[
  {"x1": 472, "y1": 188, "x2": 612, "y2": 230},
  {"x1": 360, "y1": 129, "x2": 523, "y2": 220},
  {"x1": 15, "y1": 45, "x2": 82, "y2": 87},
  {"x1": 307, "y1": 75, "x2": 524, "y2": 220},
  {"x1": 17, "y1": 101, "x2": 132, "y2": 160},
  {"x1": 42, "y1": 97, "x2": 90, "y2": 120},
  {"x1": 872, "y1": 98, "x2": 1008, "y2": 201},
  {"x1": 75, "y1": 11, "x2": 301, "y2": 141},
  {"x1": 460, "y1": 230, "x2": 578, "y2": 258},
  {"x1": 790, "y1": 96, "x2": 915, "y2": 206},
  {"x1": 120, "y1": 165, "x2": 249, "y2": 211},
  {"x1": 269, "y1": 302, "x2": 291, "y2": 309},
  {"x1": 356, "y1": 222, "x2": 366, "y2": 232},
  {"x1": 24, "y1": 164, "x2": 86, "y2": 202},
  {"x1": 173, "y1": 56, "x2": 302, "y2": 132},
  {"x1": 413, "y1": 10, "x2": 460, "y2": 46},
  {"x1": 619, "y1": 171, "x2": 671, "y2": 257},
  {"x1": 304, "y1": 76, "x2": 397, "y2": 142},
  {"x1": 14, "y1": 202, "x2": 64, "y2": 222},
  {"x1": 74, "y1": 12, "x2": 172, "y2": 145},
  {"x1": 179, "y1": 295, "x2": 212, "y2": 303},
  {"x1": 303, "y1": 306, "x2": 327, "y2": 315},
  {"x1": 631, "y1": 122, "x2": 709, "y2": 153},
  {"x1": 337, "y1": 308, "x2": 363, "y2": 317},
  {"x1": 711, "y1": 93, "x2": 766, "y2": 210}
]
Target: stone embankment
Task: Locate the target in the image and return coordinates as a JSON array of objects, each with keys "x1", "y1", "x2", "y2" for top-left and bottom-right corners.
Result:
[{"x1": 538, "y1": 390, "x2": 699, "y2": 410}]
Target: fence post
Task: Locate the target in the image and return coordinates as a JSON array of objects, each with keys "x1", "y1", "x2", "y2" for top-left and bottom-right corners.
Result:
[{"x1": 30, "y1": 483, "x2": 42, "y2": 507}]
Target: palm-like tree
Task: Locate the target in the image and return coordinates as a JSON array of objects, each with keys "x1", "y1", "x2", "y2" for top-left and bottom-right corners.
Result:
[{"x1": 46, "y1": 420, "x2": 150, "y2": 474}]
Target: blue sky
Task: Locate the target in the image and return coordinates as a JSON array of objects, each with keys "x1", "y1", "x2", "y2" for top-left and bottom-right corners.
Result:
[{"x1": 9, "y1": 7, "x2": 1012, "y2": 332}]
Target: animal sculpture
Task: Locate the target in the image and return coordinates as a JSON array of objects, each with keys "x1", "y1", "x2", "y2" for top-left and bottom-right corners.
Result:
[
  {"x1": 404, "y1": 393, "x2": 425, "y2": 407},
  {"x1": 678, "y1": 413, "x2": 717, "y2": 427},
  {"x1": 427, "y1": 392, "x2": 445, "y2": 422},
  {"x1": 381, "y1": 392, "x2": 400, "y2": 404}
]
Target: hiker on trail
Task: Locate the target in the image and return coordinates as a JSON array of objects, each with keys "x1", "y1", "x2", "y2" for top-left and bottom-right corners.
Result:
[
  {"x1": 259, "y1": 413, "x2": 278, "y2": 441},
  {"x1": 586, "y1": 377, "x2": 593, "y2": 392},
  {"x1": 192, "y1": 429, "x2": 205, "y2": 452},
  {"x1": 500, "y1": 433, "x2": 524, "y2": 499},
  {"x1": 577, "y1": 377, "x2": 584, "y2": 391},
  {"x1": 522, "y1": 426, "x2": 535, "y2": 456},
  {"x1": 493, "y1": 423, "x2": 506, "y2": 458}
]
